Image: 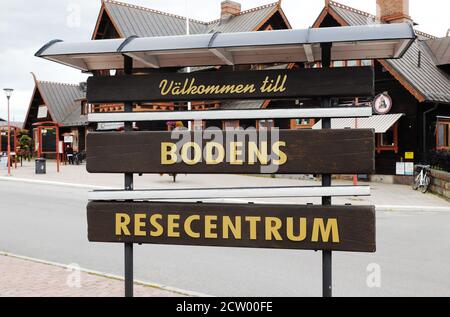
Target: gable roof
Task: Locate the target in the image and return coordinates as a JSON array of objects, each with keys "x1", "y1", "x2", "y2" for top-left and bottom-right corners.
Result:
[
  {"x1": 426, "y1": 37, "x2": 450, "y2": 66},
  {"x1": 96, "y1": 0, "x2": 285, "y2": 39},
  {"x1": 315, "y1": 1, "x2": 450, "y2": 104},
  {"x1": 28, "y1": 80, "x2": 87, "y2": 127}
]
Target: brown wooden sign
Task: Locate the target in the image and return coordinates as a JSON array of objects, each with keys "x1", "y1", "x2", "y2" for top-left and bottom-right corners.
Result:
[
  {"x1": 86, "y1": 129, "x2": 375, "y2": 175},
  {"x1": 86, "y1": 67, "x2": 375, "y2": 103},
  {"x1": 87, "y1": 201, "x2": 376, "y2": 253}
]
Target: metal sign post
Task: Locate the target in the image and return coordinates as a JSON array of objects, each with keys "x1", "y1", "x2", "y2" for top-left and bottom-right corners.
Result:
[
  {"x1": 321, "y1": 42, "x2": 333, "y2": 298},
  {"x1": 123, "y1": 55, "x2": 134, "y2": 298}
]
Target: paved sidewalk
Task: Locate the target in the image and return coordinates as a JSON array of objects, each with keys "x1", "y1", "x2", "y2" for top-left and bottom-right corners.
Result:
[
  {"x1": 0, "y1": 253, "x2": 186, "y2": 297},
  {"x1": 1, "y1": 160, "x2": 448, "y2": 209}
]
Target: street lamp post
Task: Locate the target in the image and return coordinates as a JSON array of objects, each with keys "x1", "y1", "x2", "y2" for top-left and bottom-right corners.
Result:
[{"x1": 3, "y1": 88, "x2": 14, "y2": 176}]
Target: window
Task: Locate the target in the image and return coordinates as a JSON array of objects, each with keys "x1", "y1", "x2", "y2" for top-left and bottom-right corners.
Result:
[
  {"x1": 332, "y1": 61, "x2": 345, "y2": 67},
  {"x1": 347, "y1": 60, "x2": 359, "y2": 67},
  {"x1": 361, "y1": 60, "x2": 373, "y2": 66},
  {"x1": 436, "y1": 120, "x2": 450, "y2": 150},
  {"x1": 291, "y1": 119, "x2": 315, "y2": 130},
  {"x1": 376, "y1": 123, "x2": 399, "y2": 153}
]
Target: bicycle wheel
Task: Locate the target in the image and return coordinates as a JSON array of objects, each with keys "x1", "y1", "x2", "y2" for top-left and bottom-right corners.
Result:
[
  {"x1": 420, "y1": 176, "x2": 431, "y2": 194},
  {"x1": 412, "y1": 176, "x2": 420, "y2": 190}
]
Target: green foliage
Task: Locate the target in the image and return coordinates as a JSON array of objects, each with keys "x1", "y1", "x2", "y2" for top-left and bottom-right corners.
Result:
[{"x1": 17, "y1": 132, "x2": 32, "y2": 161}]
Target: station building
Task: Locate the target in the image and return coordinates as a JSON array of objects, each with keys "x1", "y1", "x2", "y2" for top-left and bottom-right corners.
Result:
[{"x1": 23, "y1": 0, "x2": 450, "y2": 177}]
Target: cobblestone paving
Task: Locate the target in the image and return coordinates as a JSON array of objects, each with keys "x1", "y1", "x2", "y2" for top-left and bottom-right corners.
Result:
[{"x1": 0, "y1": 255, "x2": 185, "y2": 297}]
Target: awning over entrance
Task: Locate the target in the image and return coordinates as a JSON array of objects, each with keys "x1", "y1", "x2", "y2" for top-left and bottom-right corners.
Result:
[
  {"x1": 35, "y1": 24, "x2": 415, "y2": 71},
  {"x1": 313, "y1": 113, "x2": 404, "y2": 133}
]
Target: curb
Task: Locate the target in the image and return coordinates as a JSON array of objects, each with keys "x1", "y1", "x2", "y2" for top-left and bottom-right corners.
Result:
[
  {"x1": 375, "y1": 205, "x2": 450, "y2": 212},
  {"x1": 0, "y1": 251, "x2": 210, "y2": 297}
]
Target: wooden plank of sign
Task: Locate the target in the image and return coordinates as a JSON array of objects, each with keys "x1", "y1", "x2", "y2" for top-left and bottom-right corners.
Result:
[
  {"x1": 86, "y1": 129, "x2": 375, "y2": 175},
  {"x1": 86, "y1": 67, "x2": 375, "y2": 103},
  {"x1": 87, "y1": 186, "x2": 371, "y2": 201},
  {"x1": 87, "y1": 201, "x2": 376, "y2": 253}
]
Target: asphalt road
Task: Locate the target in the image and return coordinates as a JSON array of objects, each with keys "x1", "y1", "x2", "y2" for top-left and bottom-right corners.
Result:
[{"x1": 1, "y1": 180, "x2": 449, "y2": 297}]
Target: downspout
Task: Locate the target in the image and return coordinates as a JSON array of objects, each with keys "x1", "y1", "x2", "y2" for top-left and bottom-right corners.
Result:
[{"x1": 422, "y1": 103, "x2": 438, "y2": 161}]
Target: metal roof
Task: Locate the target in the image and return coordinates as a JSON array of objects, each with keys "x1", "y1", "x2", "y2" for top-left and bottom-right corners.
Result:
[
  {"x1": 426, "y1": 37, "x2": 450, "y2": 66},
  {"x1": 101, "y1": 0, "x2": 280, "y2": 37},
  {"x1": 36, "y1": 81, "x2": 86, "y2": 127},
  {"x1": 36, "y1": 24, "x2": 415, "y2": 71},
  {"x1": 327, "y1": 1, "x2": 450, "y2": 104},
  {"x1": 313, "y1": 113, "x2": 404, "y2": 133},
  {"x1": 206, "y1": 5, "x2": 277, "y2": 33},
  {"x1": 104, "y1": 0, "x2": 208, "y2": 37}
]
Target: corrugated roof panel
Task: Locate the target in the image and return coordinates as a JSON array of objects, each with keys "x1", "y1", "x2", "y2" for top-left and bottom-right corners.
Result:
[
  {"x1": 313, "y1": 113, "x2": 404, "y2": 133},
  {"x1": 328, "y1": 2, "x2": 450, "y2": 104},
  {"x1": 426, "y1": 37, "x2": 450, "y2": 66},
  {"x1": 208, "y1": 5, "x2": 276, "y2": 33},
  {"x1": 103, "y1": 0, "x2": 277, "y2": 38},
  {"x1": 104, "y1": 1, "x2": 207, "y2": 37},
  {"x1": 37, "y1": 81, "x2": 86, "y2": 126}
]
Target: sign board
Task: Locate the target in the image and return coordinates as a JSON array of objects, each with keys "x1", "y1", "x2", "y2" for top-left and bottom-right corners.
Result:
[
  {"x1": 396, "y1": 162, "x2": 405, "y2": 175},
  {"x1": 37, "y1": 105, "x2": 48, "y2": 119},
  {"x1": 405, "y1": 152, "x2": 414, "y2": 160},
  {"x1": 405, "y1": 163, "x2": 414, "y2": 176},
  {"x1": 97, "y1": 122, "x2": 125, "y2": 131},
  {"x1": 396, "y1": 162, "x2": 414, "y2": 176},
  {"x1": 86, "y1": 68, "x2": 375, "y2": 103},
  {"x1": 372, "y1": 93, "x2": 392, "y2": 115},
  {"x1": 64, "y1": 135, "x2": 74, "y2": 143},
  {"x1": 87, "y1": 202, "x2": 376, "y2": 253},
  {"x1": 87, "y1": 129, "x2": 375, "y2": 175}
]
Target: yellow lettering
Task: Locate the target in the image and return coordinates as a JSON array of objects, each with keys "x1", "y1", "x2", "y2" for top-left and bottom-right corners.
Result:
[
  {"x1": 161, "y1": 143, "x2": 177, "y2": 165},
  {"x1": 205, "y1": 216, "x2": 218, "y2": 239},
  {"x1": 245, "y1": 216, "x2": 261, "y2": 240},
  {"x1": 223, "y1": 216, "x2": 242, "y2": 240},
  {"x1": 265, "y1": 217, "x2": 283, "y2": 241},
  {"x1": 312, "y1": 218, "x2": 340, "y2": 243},
  {"x1": 115, "y1": 213, "x2": 131, "y2": 236},
  {"x1": 159, "y1": 79, "x2": 172, "y2": 95},
  {"x1": 184, "y1": 215, "x2": 201, "y2": 239},
  {"x1": 272, "y1": 141, "x2": 287, "y2": 166},
  {"x1": 286, "y1": 217, "x2": 307, "y2": 242},
  {"x1": 134, "y1": 214, "x2": 147, "y2": 237},
  {"x1": 181, "y1": 142, "x2": 202, "y2": 165},
  {"x1": 248, "y1": 142, "x2": 268, "y2": 165},
  {"x1": 168, "y1": 215, "x2": 181, "y2": 238},
  {"x1": 149, "y1": 214, "x2": 163, "y2": 237},
  {"x1": 230, "y1": 142, "x2": 244, "y2": 165},
  {"x1": 205, "y1": 142, "x2": 225, "y2": 165}
]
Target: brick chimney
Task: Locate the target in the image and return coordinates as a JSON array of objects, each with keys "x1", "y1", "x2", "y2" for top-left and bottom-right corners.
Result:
[
  {"x1": 221, "y1": 1, "x2": 241, "y2": 20},
  {"x1": 376, "y1": 0, "x2": 412, "y2": 24}
]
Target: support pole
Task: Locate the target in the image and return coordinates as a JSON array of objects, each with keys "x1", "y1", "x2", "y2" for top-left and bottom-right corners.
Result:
[
  {"x1": 123, "y1": 55, "x2": 134, "y2": 298},
  {"x1": 321, "y1": 42, "x2": 332, "y2": 298},
  {"x1": 6, "y1": 96, "x2": 11, "y2": 176}
]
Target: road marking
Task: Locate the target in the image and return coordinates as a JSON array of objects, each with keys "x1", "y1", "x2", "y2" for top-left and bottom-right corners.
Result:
[{"x1": 0, "y1": 251, "x2": 211, "y2": 297}]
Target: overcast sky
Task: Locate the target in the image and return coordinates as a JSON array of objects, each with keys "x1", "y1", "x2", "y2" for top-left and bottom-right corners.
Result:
[{"x1": 0, "y1": 0, "x2": 448, "y2": 122}]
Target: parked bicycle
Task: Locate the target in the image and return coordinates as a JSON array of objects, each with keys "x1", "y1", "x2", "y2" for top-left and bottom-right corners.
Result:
[{"x1": 412, "y1": 165, "x2": 431, "y2": 193}]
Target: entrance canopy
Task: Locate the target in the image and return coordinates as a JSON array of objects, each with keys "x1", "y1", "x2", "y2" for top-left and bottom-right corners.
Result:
[
  {"x1": 35, "y1": 24, "x2": 415, "y2": 72},
  {"x1": 313, "y1": 113, "x2": 404, "y2": 133}
]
